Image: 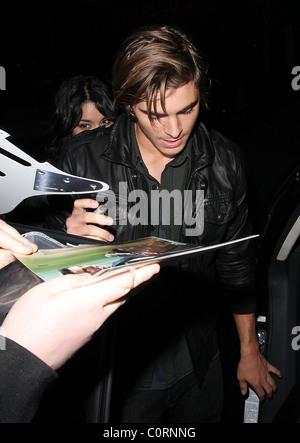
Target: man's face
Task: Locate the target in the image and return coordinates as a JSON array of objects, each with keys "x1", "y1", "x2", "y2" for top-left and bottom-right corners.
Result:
[{"x1": 132, "y1": 81, "x2": 200, "y2": 160}]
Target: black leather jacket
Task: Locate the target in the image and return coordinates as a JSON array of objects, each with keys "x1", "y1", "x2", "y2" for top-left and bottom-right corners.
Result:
[
  {"x1": 46, "y1": 113, "x2": 257, "y2": 386},
  {"x1": 48, "y1": 113, "x2": 256, "y2": 308}
]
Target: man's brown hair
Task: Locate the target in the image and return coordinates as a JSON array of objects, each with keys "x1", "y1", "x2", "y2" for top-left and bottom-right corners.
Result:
[{"x1": 112, "y1": 25, "x2": 210, "y2": 120}]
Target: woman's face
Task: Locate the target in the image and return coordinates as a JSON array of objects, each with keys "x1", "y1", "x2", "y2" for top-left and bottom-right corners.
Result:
[{"x1": 72, "y1": 101, "x2": 113, "y2": 135}]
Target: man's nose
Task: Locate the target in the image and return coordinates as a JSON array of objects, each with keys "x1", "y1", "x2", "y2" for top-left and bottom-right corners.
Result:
[{"x1": 164, "y1": 117, "x2": 183, "y2": 139}]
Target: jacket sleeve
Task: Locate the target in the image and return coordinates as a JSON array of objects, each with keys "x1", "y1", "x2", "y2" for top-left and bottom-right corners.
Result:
[
  {"x1": 215, "y1": 142, "x2": 257, "y2": 315},
  {"x1": 45, "y1": 124, "x2": 113, "y2": 232},
  {"x1": 0, "y1": 337, "x2": 58, "y2": 423}
]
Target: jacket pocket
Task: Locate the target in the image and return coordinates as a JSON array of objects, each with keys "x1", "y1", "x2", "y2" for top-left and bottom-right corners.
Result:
[{"x1": 204, "y1": 194, "x2": 237, "y2": 225}]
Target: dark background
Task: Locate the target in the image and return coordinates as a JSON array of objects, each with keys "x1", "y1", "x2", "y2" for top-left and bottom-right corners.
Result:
[
  {"x1": 1, "y1": 0, "x2": 300, "y2": 423},
  {"x1": 1, "y1": 0, "x2": 300, "y2": 226}
]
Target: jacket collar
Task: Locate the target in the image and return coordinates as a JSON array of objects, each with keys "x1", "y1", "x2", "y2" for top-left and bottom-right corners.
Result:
[
  {"x1": 190, "y1": 120, "x2": 215, "y2": 172},
  {"x1": 101, "y1": 113, "x2": 134, "y2": 166},
  {"x1": 101, "y1": 113, "x2": 215, "y2": 171}
]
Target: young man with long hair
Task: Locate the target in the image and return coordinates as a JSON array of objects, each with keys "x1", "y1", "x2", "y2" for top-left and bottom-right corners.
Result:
[{"x1": 47, "y1": 25, "x2": 281, "y2": 423}]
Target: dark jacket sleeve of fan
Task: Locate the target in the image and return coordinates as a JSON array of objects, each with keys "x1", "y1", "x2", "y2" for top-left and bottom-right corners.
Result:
[{"x1": 0, "y1": 337, "x2": 57, "y2": 423}]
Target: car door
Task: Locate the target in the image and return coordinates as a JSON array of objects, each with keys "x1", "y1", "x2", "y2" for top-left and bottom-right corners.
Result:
[{"x1": 254, "y1": 165, "x2": 300, "y2": 423}]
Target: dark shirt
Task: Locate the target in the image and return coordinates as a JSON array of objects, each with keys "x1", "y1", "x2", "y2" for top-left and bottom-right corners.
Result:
[
  {"x1": 130, "y1": 125, "x2": 194, "y2": 389},
  {"x1": 131, "y1": 125, "x2": 191, "y2": 242}
]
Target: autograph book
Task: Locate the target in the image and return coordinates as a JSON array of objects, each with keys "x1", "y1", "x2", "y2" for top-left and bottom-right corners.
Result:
[{"x1": 14, "y1": 232, "x2": 258, "y2": 282}]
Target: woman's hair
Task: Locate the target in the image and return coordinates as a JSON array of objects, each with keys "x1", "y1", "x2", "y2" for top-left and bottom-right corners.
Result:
[
  {"x1": 48, "y1": 75, "x2": 119, "y2": 162},
  {"x1": 112, "y1": 25, "x2": 210, "y2": 120}
]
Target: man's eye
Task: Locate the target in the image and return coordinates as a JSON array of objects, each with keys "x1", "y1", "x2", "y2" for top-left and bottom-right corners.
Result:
[
  {"x1": 183, "y1": 108, "x2": 193, "y2": 115},
  {"x1": 150, "y1": 114, "x2": 166, "y2": 122}
]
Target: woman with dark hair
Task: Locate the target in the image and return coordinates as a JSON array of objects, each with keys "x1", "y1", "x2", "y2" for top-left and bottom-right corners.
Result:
[
  {"x1": 4, "y1": 75, "x2": 119, "y2": 225},
  {"x1": 47, "y1": 75, "x2": 119, "y2": 163}
]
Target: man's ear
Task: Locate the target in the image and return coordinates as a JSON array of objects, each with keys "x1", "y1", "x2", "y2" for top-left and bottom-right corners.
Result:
[{"x1": 126, "y1": 105, "x2": 137, "y2": 121}]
